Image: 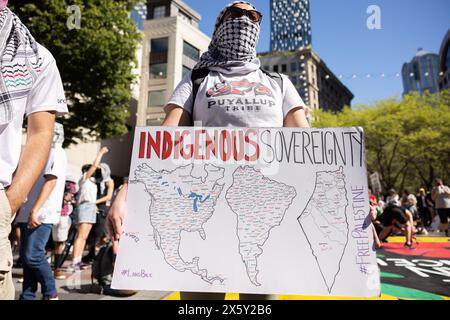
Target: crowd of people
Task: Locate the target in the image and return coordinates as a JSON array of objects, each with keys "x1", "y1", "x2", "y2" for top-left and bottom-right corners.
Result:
[
  {"x1": 7, "y1": 136, "x2": 120, "y2": 299},
  {"x1": 369, "y1": 179, "x2": 450, "y2": 249}
]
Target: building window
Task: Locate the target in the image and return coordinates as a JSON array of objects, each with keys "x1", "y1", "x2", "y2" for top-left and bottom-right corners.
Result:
[
  {"x1": 151, "y1": 38, "x2": 168, "y2": 53},
  {"x1": 150, "y1": 38, "x2": 168, "y2": 79},
  {"x1": 183, "y1": 41, "x2": 200, "y2": 62},
  {"x1": 282, "y1": 64, "x2": 287, "y2": 73},
  {"x1": 273, "y1": 65, "x2": 279, "y2": 72},
  {"x1": 182, "y1": 65, "x2": 192, "y2": 78},
  {"x1": 153, "y1": 6, "x2": 166, "y2": 19},
  {"x1": 291, "y1": 62, "x2": 297, "y2": 72},
  {"x1": 148, "y1": 90, "x2": 167, "y2": 107}
]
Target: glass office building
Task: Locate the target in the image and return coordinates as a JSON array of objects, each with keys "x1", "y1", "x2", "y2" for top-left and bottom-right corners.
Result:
[
  {"x1": 270, "y1": 0, "x2": 312, "y2": 52},
  {"x1": 402, "y1": 48, "x2": 440, "y2": 95}
]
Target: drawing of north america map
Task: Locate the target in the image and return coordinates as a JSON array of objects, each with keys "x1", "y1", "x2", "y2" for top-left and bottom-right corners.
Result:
[{"x1": 135, "y1": 163, "x2": 227, "y2": 283}]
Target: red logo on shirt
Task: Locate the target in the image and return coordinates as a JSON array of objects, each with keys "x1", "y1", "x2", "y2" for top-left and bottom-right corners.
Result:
[{"x1": 206, "y1": 80, "x2": 274, "y2": 98}]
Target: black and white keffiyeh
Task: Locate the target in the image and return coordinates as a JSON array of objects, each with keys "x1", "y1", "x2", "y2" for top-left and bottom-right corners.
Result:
[
  {"x1": 0, "y1": 7, "x2": 42, "y2": 125},
  {"x1": 194, "y1": 1, "x2": 260, "y2": 71}
]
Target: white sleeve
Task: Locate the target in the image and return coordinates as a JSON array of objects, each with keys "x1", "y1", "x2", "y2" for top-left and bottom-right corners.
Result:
[
  {"x1": 281, "y1": 75, "x2": 308, "y2": 118},
  {"x1": 43, "y1": 149, "x2": 57, "y2": 178},
  {"x1": 166, "y1": 72, "x2": 194, "y2": 115},
  {"x1": 44, "y1": 148, "x2": 66, "y2": 180},
  {"x1": 25, "y1": 57, "x2": 68, "y2": 117}
]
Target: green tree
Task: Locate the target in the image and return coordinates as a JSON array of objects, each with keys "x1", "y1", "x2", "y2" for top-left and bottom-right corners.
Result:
[
  {"x1": 10, "y1": 0, "x2": 142, "y2": 146},
  {"x1": 312, "y1": 90, "x2": 450, "y2": 194}
]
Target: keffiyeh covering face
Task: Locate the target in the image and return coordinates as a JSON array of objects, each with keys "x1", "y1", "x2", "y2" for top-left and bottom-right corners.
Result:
[
  {"x1": 0, "y1": 7, "x2": 42, "y2": 125},
  {"x1": 194, "y1": 1, "x2": 260, "y2": 70}
]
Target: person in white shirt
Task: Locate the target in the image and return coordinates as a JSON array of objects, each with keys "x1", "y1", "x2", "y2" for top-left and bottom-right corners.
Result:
[
  {"x1": 107, "y1": 1, "x2": 310, "y2": 300},
  {"x1": 0, "y1": 3, "x2": 67, "y2": 300},
  {"x1": 431, "y1": 179, "x2": 450, "y2": 236},
  {"x1": 70, "y1": 147, "x2": 109, "y2": 271},
  {"x1": 15, "y1": 123, "x2": 68, "y2": 300}
]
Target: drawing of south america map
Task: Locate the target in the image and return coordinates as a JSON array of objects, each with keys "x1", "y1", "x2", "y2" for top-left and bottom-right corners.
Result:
[
  {"x1": 112, "y1": 127, "x2": 380, "y2": 297},
  {"x1": 226, "y1": 166, "x2": 297, "y2": 286}
]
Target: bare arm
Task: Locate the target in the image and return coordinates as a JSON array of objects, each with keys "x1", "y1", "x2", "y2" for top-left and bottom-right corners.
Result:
[
  {"x1": 96, "y1": 179, "x2": 115, "y2": 205},
  {"x1": 162, "y1": 104, "x2": 192, "y2": 127},
  {"x1": 84, "y1": 147, "x2": 109, "y2": 181},
  {"x1": 6, "y1": 111, "x2": 55, "y2": 215},
  {"x1": 27, "y1": 176, "x2": 57, "y2": 229},
  {"x1": 283, "y1": 107, "x2": 310, "y2": 128},
  {"x1": 106, "y1": 182, "x2": 128, "y2": 254}
]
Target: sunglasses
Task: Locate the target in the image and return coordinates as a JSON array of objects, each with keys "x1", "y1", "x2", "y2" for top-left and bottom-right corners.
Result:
[{"x1": 220, "y1": 7, "x2": 263, "y2": 25}]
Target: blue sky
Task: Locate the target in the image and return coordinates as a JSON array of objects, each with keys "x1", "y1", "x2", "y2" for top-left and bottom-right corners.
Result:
[{"x1": 183, "y1": 0, "x2": 450, "y2": 105}]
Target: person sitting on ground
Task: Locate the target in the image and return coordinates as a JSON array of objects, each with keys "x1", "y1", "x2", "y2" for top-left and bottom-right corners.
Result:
[
  {"x1": 378, "y1": 200, "x2": 415, "y2": 249},
  {"x1": 402, "y1": 194, "x2": 425, "y2": 235}
]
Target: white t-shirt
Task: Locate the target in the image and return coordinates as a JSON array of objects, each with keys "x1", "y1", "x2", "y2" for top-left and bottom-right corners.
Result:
[
  {"x1": 16, "y1": 146, "x2": 68, "y2": 224},
  {"x1": 433, "y1": 186, "x2": 450, "y2": 209},
  {"x1": 0, "y1": 44, "x2": 68, "y2": 187},
  {"x1": 77, "y1": 173, "x2": 98, "y2": 204},
  {"x1": 167, "y1": 66, "x2": 306, "y2": 127}
]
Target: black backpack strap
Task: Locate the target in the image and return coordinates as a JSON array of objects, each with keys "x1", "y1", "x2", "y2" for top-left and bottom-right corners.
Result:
[
  {"x1": 260, "y1": 67, "x2": 284, "y2": 93},
  {"x1": 191, "y1": 68, "x2": 210, "y2": 110}
]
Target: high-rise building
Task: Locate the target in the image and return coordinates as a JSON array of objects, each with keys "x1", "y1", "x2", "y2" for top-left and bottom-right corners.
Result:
[
  {"x1": 438, "y1": 29, "x2": 450, "y2": 91},
  {"x1": 402, "y1": 48, "x2": 440, "y2": 95},
  {"x1": 270, "y1": 0, "x2": 312, "y2": 52},
  {"x1": 259, "y1": 47, "x2": 354, "y2": 114}
]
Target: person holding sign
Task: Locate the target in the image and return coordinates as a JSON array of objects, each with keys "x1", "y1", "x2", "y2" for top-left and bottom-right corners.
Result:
[{"x1": 107, "y1": 1, "x2": 309, "y2": 300}]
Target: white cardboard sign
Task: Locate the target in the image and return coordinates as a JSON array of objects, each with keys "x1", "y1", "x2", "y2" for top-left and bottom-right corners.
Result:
[{"x1": 112, "y1": 126, "x2": 380, "y2": 297}]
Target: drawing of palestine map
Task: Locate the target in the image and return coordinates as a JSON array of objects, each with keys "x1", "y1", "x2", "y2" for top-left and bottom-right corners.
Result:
[
  {"x1": 226, "y1": 166, "x2": 297, "y2": 286},
  {"x1": 297, "y1": 167, "x2": 349, "y2": 293},
  {"x1": 134, "y1": 163, "x2": 225, "y2": 284}
]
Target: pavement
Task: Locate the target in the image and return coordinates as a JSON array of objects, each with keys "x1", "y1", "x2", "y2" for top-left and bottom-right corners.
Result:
[
  {"x1": 11, "y1": 255, "x2": 171, "y2": 300},
  {"x1": 12, "y1": 232, "x2": 450, "y2": 300}
]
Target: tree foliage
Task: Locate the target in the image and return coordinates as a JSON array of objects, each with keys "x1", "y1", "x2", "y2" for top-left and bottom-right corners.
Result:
[
  {"x1": 10, "y1": 0, "x2": 142, "y2": 146},
  {"x1": 312, "y1": 90, "x2": 450, "y2": 193}
]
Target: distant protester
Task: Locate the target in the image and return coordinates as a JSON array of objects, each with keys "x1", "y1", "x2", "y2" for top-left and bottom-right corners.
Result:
[
  {"x1": 15, "y1": 123, "x2": 68, "y2": 300},
  {"x1": 431, "y1": 179, "x2": 450, "y2": 236},
  {"x1": 71, "y1": 147, "x2": 109, "y2": 271}
]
